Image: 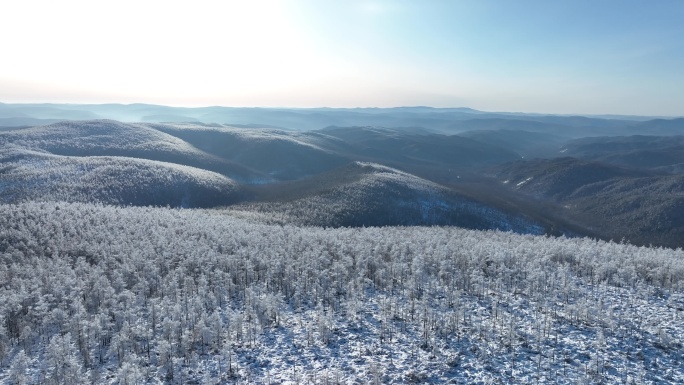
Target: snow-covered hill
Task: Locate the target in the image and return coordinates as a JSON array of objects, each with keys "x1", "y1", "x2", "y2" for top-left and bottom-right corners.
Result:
[
  {"x1": 0, "y1": 202, "x2": 681, "y2": 384},
  {"x1": 234, "y1": 162, "x2": 546, "y2": 233},
  {"x1": 0, "y1": 146, "x2": 242, "y2": 207},
  {"x1": 150, "y1": 123, "x2": 350, "y2": 180},
  {"x1": 0, "y1": 120, "x2": 262, "y2": 182},
  {"x1": 0, "y1": 120, "x2": 207, "y2": 158}
]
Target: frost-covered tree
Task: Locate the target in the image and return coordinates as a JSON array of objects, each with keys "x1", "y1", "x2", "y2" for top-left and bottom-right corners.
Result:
[
  {"x1": 44, "y1": 333, "x2": 86, "y2": 385},
  {"x1": 0, "y1": 202, "x2": 682, "y2": 384},
  {"x1": 8, "y1": 349, "x2": 29, "y2": 385}
]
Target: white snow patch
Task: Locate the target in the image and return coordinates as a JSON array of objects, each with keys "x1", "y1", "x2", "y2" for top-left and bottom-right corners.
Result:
[{"x1": 516, "y1": 177, "x2": 533, "y2": 187}]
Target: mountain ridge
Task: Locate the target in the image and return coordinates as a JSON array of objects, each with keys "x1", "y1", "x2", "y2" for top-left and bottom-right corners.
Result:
[{"x1": 1, "y1": 116, "x2": 683, "y2": 247}]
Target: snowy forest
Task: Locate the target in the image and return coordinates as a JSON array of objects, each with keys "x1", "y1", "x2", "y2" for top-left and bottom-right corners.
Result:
[{"x1": 0, "y1": 202, "x2": 682, "y2": 384}]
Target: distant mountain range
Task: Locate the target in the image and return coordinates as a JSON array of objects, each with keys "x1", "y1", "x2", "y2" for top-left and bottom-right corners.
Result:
[
  {"x1": 1, "y1": 102, "x2": 681, "y2": 133},
  {"x1": 1, "y1": 103, "x2": 683, "y2": 247}
]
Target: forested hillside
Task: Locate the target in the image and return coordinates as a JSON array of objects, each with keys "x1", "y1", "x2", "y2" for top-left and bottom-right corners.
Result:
[
  {"x1": 0, "y1": 202, "x2": 682, "y2": 384},
  {"x1": 2, "y1": 118, "x2": 683, "y2": 246},
  {"x1": 0, "y1": 146, "x2": 242, "y2": 208},
  {"x1": 492, "y1": 158, "x2": 684, "y2": 247},
  {"x1": 234, "y1": 162, "x2": 545, "y2": 232}
]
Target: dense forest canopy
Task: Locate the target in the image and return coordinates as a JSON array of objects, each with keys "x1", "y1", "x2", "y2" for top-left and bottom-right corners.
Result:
[{"x1": 0, "y1": 202, "x2": 682, "y2": 384}]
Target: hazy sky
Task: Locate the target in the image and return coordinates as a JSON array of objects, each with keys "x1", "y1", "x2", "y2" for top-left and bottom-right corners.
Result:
[{"x1": 1, "y1": 0, "x2": 683, "y2": 115}]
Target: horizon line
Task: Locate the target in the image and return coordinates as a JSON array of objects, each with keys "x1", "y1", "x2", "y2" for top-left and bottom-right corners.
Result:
[{"x1": 2, "y1": 101, "x2": 682, "y2": 119}]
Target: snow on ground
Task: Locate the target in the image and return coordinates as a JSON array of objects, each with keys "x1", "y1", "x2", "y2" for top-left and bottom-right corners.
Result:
[
  {"x1": 199, "y1": 283, "x2": 683, "y2": 384},
  {"x1": 0, "y1": 202, "x2": 681, "y2": 384},
  {"x1": 0, "y1": 147, "x2": 239, "y2": 206}
]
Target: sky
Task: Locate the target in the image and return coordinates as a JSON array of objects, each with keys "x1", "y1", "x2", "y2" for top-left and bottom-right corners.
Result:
[{"x1": 1, "y1": 0, "x2": 683, "y2": 116}]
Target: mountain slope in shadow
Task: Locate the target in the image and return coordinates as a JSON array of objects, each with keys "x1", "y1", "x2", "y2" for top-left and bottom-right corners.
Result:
[
  {"x1": 314, "y1": 126, "x2": 521, "y2": 167},
  {"x1": 560, "y1": 135, "x2": 684, "y2": 172},
  {"x1": 151, "y1": 123, "x2": 523, "y2": 181},
  {"x1": 231, "y1": 162, "x2": 547, "y2": 233},
  {"x1": 150, "y1": 123, "x2": 350, "y2": 181},
  {"x1": 459, "y1": 129, "x2": 568, "y2": 157},
  {"x1": 491, "y1": 157, "x2": 684, "y2": 247},
  {"x1": 493, "y1": 157, "x2": 654, "y2": 200}
]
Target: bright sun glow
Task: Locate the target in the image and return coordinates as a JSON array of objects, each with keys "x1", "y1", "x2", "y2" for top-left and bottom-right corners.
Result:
[
  {"x1": 1, "y1": 0, "x2": 340, "y2": 106},
  {"x1": 1, "y1": 0, "x2": 683, "y2": 114}
]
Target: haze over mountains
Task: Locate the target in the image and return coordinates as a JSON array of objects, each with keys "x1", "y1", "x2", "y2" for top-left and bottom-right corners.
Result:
[
  {"x1": 1, "y1": 103, "x2": 683, "y2": 248},
  {"x1": 2, "y1": 102, "x2": 681, "y2": 132}
]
